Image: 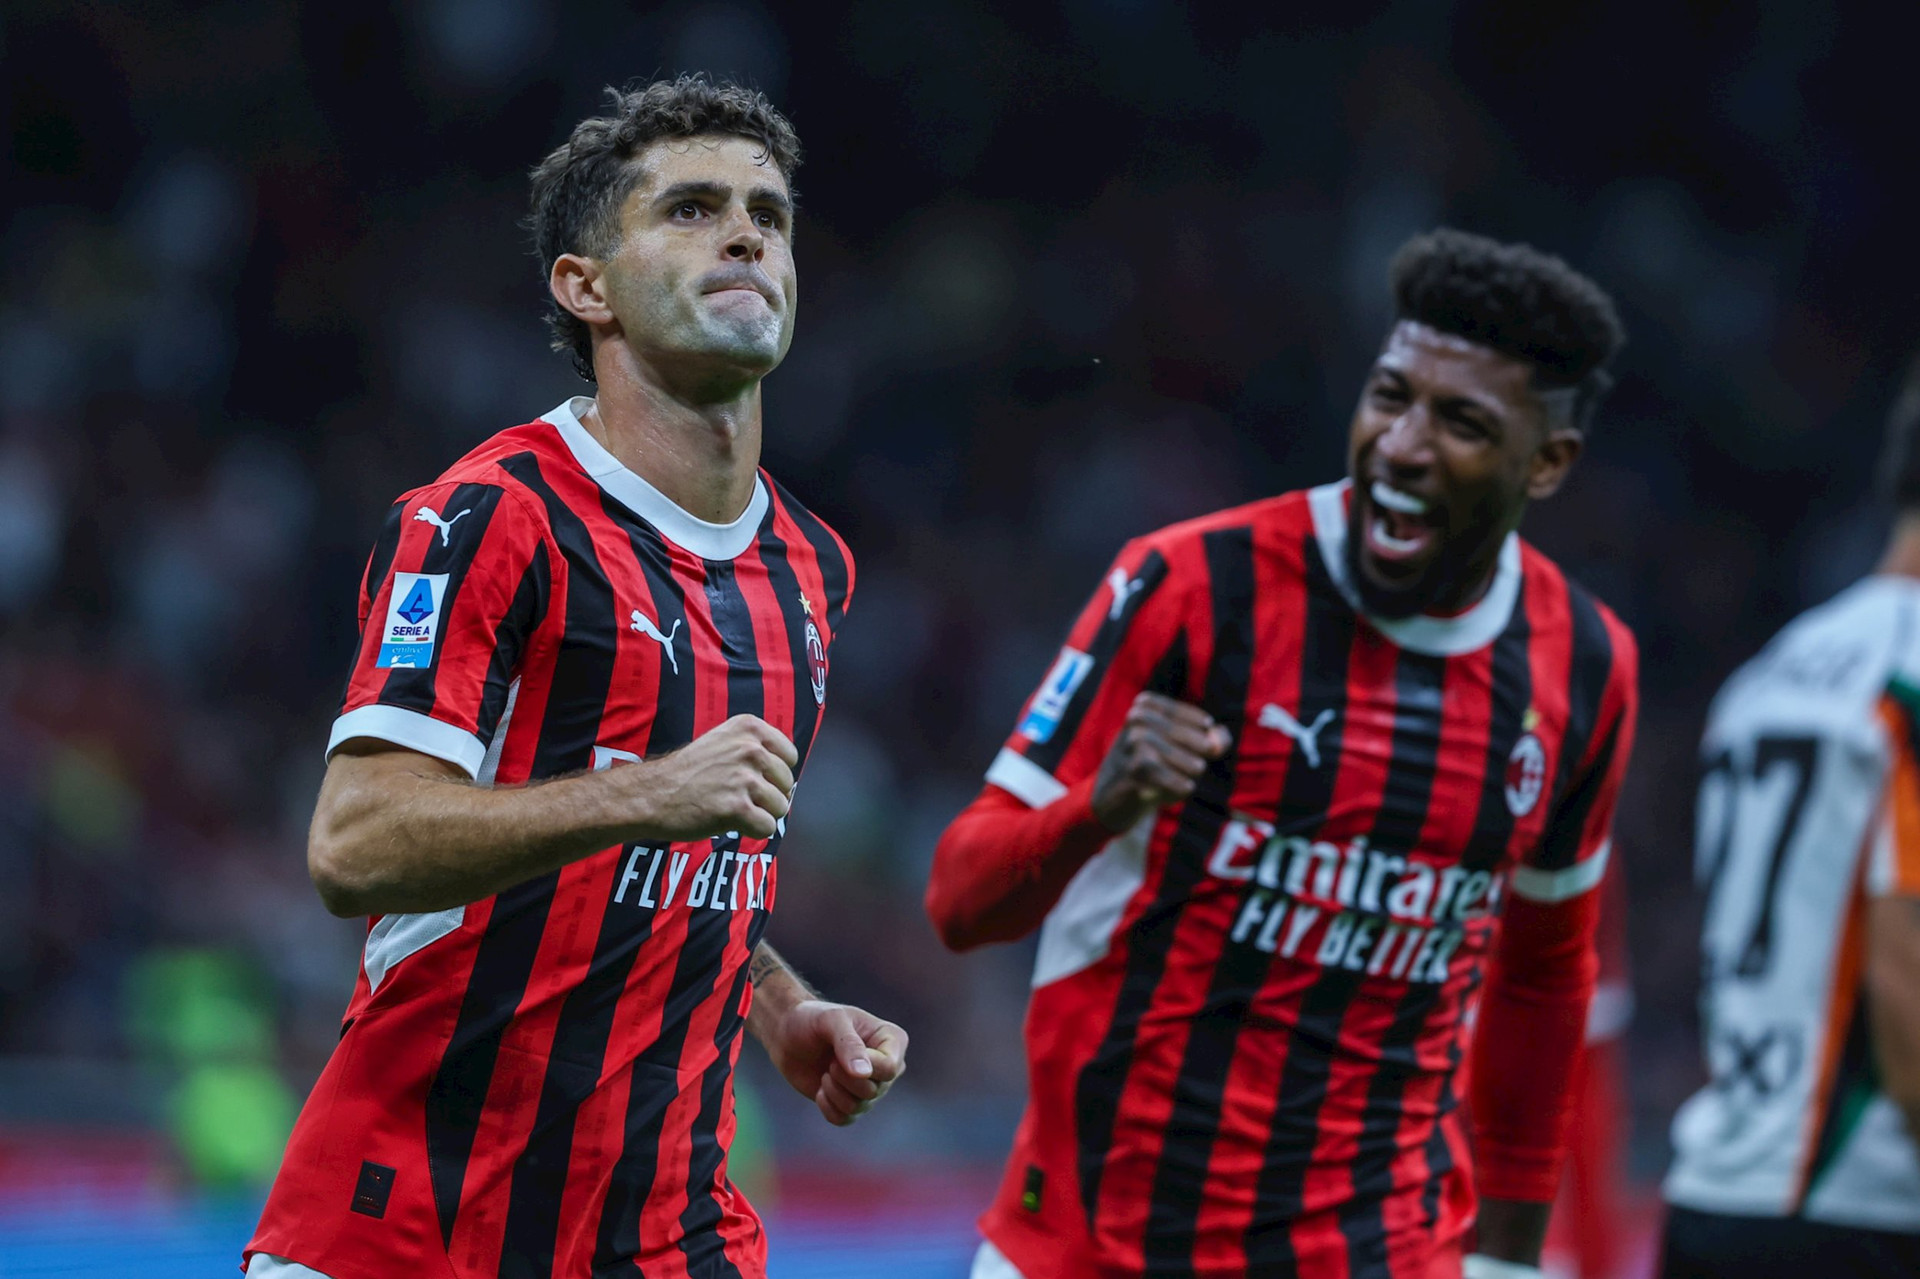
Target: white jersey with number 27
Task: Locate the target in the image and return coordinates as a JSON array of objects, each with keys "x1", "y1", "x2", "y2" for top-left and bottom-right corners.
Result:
[{"x1": 1665, "y1": 575, "x2": 1920, "y2": 1231}]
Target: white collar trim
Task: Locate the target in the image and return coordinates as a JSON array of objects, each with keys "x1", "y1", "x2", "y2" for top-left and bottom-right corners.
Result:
[
  {"x1": 541, "y1": 396, "x2": 768, "y2": 561},
  {"x1": 1308, "y1": 478, "x2": 1521, "y2": 656}
]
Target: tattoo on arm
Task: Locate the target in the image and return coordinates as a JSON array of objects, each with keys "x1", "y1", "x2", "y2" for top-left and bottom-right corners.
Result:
[{"x1": 749, "y1": 942, "x2": 816, "y2": 996}]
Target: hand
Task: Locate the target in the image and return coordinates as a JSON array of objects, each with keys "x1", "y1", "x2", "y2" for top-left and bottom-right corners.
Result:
[
  {"x1": 1091, "y1": 692, "x2": 1231, "y2": 831},
  {"x1": 613, "y1": 715, "x2": 798, "y2": 841},
  {"x1": 1472, "y1": 1197, "x2": 1549, "y2": 1273},
  {"x1": 762, "y1": 999, "x2": 908, "y2": 1127}
]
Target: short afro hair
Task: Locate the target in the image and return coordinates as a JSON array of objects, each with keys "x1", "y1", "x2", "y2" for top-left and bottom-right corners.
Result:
[
  {"x1": 529, "y1": 75, "x2": 802, "y2": 382},
  {"x1": 1389, "y1": 228, "x2": 1626, "y2": 432},
  {"x1": 1881, "y1": 350, "x2": 1920, "y2": 509}
]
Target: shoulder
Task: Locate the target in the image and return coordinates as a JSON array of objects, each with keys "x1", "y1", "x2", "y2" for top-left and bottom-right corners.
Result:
[
  {"x1": 1521, "y1": 543, "x2": 1636, "y2": 653},
  {"x1": 1136, "y1": 492, "x2": 1302, "y2": 553},
  {"x1": 1720, "y1": 579, "x2": 1920, "y2": 726},
  {"x1": 1128, "y1": 492, "x2": 1305, "y2": 578},
  {"x1": 1519, "y1": 543, "x2": 1639, "y2": 706},
  {"x1": 762, "y1": 472, "x2": 855, "y2": 595},
  {"x1": 400, "y1": 421, "x2": 566, "y2": 535}
]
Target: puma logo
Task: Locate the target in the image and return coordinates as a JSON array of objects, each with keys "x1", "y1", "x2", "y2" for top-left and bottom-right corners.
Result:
[
  {"x1": 413, "y1": 505, "x2": 471, "y2": 546},
  {"x1": 630, "y1": 610, "x2": 682, "y2": 675},
  {"x1": 1258, "y1": 703, "x2": 1337, "y2": 769},
  {"x1": 1105, "y1": 566, "x2": 1145, "y2": 620}
]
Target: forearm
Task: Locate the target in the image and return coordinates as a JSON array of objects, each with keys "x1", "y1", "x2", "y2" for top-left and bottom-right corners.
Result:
[
  {"x1": 1867, "y1": 896, "x2": 1920, "y2": 1141},
  {"x1": 746, "y1": 943, "x2": 816, "y2": 1048},
  {"x1": 925, "y1": 778, "x2": 1117, "y2": 949},
  {"x1": 1871, "y1": 1007, "x2": 1920, "y2": 1141}
]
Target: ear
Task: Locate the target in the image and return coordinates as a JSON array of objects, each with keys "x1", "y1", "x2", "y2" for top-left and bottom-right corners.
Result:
[
  {"x1": 1525, "y1": 428, "x2": 1584, "y2": 500},
  {"x1": 549, "y1": 253, "x2": 613, "y2": 327}
]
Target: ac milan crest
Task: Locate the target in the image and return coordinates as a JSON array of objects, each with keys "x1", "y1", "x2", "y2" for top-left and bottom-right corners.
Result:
[
  {"x1": 1505, "y1": 731, "x2": 1547, "y2": 816},
  {"x1": 801, "y1": 593, "x2": 827, "y2": 705}
]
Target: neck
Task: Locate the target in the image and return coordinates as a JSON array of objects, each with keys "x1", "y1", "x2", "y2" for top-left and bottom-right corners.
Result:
[
  {"x1": 581, "y1": 345, "x2": 764, "y2": 524},
  {"x1": 1426, "y1": 525, "x2": 1510, "y2": 617},
  {"x1": 1878, "y1": 511, "x2": 1920, "y2": 580}
]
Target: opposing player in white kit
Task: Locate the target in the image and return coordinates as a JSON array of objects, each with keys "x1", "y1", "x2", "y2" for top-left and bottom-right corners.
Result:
[{"x1": 1662, "y1": 362, "x2": 1920, "y2": 1277}]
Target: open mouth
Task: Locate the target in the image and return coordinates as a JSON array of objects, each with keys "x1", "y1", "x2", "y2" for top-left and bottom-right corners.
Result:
[{"x1": 1361, "y1": 481, "x2": 1441, "y2": 569}]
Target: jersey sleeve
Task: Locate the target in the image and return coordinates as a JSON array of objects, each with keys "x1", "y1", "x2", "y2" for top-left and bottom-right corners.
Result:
[
  {"x1": 1513, "y1": 618, "x2": 1640, "y2": 905},
  {"x1": 983, "y1": 537, "x2": 1189, "y2": 809},
  {"x1": 328, "y1": 479, "x2": 551, "y2": 779},
  {"x1": 1872, "y1": 682, "x2": 1920, "y2": 898},
  {"x1": 1473, "y1": 620, "x2": 1636, "y2": 1202}
]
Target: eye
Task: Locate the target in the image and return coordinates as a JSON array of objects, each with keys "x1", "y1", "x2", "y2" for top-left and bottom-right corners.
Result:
[
  {"x1": 1443, "y1": 409, "x2": 1493, "y2": 441},
  {"x1": 1369, "y1": 380, "x2": 1407, "y2": 407},
  {"x1": 754, "y1": 210, "x2": 781, "y2": 229},
  {"x1": 673, "y1": 202, "x2": 703, "y2": 220}
]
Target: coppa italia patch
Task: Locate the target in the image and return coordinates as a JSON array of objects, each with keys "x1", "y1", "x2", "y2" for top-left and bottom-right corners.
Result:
[{"x1": 378, "y1": 572, "x2": 448, "y2": 669}]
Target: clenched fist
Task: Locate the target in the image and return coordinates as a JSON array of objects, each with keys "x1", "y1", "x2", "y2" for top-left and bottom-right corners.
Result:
[
  {"x1": 1091, "y1": 692, "x2": 1231, "y2": 831},
  {"x1": 763, "y1": 999, "x2": 909, "y2": 1127},
  {"x1": 610, "y1": 714, "x2": 799, "y2": 842}
]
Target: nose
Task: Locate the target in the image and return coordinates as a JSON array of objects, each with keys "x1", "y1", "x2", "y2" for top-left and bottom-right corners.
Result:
[
  {"x1": 722, "y1": 207, "x2": 764, "y2": 262},
  {"x1": 1374, "y1": 404, "x2": 1433, "y2": 475}
]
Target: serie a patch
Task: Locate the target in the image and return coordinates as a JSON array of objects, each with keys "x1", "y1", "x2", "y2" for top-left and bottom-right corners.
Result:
[
  {"x1": 378, "y1": 572, "x2": 448, "y2": 669},
  {"x1": 1019, "y1": 647, "x2": 1095, "y2": 743}
]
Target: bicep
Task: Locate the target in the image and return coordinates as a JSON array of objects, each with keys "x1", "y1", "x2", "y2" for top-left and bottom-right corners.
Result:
[
  {"x1": 314, "y1": 742, "x2": 470, "y2": 830},
  {"x1": 334, "y1": 482, "x2": 551, "y2": 775}
]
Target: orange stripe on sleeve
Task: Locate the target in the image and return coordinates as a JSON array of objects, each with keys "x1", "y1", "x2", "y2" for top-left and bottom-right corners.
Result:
[{"x1": 1790, "y1": 844, "x2": 1868, "y2": 1209}]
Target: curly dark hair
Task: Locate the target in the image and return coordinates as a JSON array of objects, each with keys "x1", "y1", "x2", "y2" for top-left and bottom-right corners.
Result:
[
  {"x1": 1881, "y1": 350, "x2": 1920, "y2": 509},
  {"x1": 529, "y1": 75, "x2": 802, "y2": 382},
  {"x1": 1389, "y1": 228, "x2": 1626, "y2": 432}
]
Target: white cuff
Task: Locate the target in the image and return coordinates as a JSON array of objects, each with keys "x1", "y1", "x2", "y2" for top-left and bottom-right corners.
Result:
[
  {"x1": 985, "y1": 747, "x2": 1069, "y2": 808},
  {"x1": 1511, "y1": 838, "x2": 1610, "y2": 903},
  {"x1": 1462, "y1": 1256, "x2": 1543, "y2": 1279},
  {"x1": 327, "y1": 704, "x2": 486, "y2": 779}
]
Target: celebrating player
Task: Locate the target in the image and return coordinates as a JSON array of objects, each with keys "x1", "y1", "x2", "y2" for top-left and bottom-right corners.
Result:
[
  {"x1": 928, "y1": 229, "x2": 1636, "y2": 1279},
  {"x1": 245, "y1": 77, "x2": 907, "y2": 1279},
  {"x1": 1660, "y1": 356, "x2": 1920, "y2": 1275}
]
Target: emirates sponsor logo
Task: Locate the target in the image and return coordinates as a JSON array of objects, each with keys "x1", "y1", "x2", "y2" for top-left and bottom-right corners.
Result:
[{"x1": 1206, "y1": 818, "x2": 1499, "y2": 985}]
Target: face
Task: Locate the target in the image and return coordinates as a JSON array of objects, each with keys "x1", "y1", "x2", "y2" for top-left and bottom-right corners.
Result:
[
  {"x1": 1345, "y1": 321, "x2": 1582, "y2": 618},
  {"x1": 556, "y1": 133, "x2": 796, "y2": 393}
]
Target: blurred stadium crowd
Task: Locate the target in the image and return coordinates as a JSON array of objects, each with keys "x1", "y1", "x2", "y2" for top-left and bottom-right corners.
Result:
[{"x1": 2, "y1": 0, "x2": 1916, "y2": 1209}]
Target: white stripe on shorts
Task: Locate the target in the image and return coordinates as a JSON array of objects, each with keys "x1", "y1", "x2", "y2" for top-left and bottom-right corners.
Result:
[
  {"x1": 971, "y1": 1238, "x2": 1029, "y2": 1279},
  {"x1": 247, "y1": 1255, "x2": 336, "y2": 1279}
]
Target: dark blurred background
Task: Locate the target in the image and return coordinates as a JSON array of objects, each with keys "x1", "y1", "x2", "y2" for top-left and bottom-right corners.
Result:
[{"x1": 2, "y1": 1, "x2": 1915, "y2": 1274}]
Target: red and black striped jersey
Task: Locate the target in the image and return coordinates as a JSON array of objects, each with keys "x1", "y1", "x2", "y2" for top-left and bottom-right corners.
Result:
[
  {"x1": 247, "y1": 397, "x2": 853, "y2": 1279},
  {"x1": 973, "y1": 480, "x2": 1636, "y2": 1279}
]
